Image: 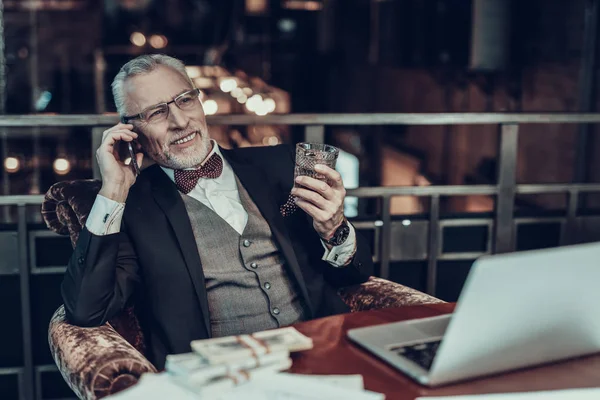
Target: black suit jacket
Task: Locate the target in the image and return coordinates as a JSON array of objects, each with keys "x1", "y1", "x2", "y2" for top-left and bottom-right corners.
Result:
[{"x1": 61, "y1": 145, "x2": 374, "y2": 369}]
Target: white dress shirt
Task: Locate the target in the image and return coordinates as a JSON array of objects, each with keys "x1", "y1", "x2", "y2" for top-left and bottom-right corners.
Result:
[{"x1": 86, "y1": 141, "x2": 357, "y2": 267}]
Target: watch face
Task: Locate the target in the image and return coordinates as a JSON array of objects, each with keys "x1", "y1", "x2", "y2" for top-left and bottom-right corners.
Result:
[{"x1": 329, "y1": 221, "x2": 350, "y2": 246}]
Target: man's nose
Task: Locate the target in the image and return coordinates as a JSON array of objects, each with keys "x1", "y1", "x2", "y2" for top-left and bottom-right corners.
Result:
[{"x1": 167, "y1": 103, "x2": 189, "y2": 129}]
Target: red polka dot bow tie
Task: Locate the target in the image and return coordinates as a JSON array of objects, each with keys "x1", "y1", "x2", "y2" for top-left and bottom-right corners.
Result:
[
  {"x1": 174, "y1": 153, "x2": 223, "y2": 194},
  {"x1": 280, "y1": 193, "x2": 298, "y2": 217}
]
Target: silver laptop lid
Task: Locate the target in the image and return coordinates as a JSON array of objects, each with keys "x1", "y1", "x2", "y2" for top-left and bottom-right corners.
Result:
[{"x1": 428, "y1": 242, "x2": 600, "y2": 386}]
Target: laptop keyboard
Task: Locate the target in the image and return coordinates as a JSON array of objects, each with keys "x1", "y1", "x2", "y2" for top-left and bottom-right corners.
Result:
[{"x1": 391, "y1": 340, "x2": 441, "y2": 371}]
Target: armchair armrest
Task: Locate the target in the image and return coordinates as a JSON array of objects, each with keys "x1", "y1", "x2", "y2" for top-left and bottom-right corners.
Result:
[
  {"x1": 49, "y1": 306, "x2": 157, "y2": 400},
  {"x1": 41, "y1": 179, "x2": 101, "y2": 246},
  {"x1": 339, "y1": 277, "x2": 445, "y2": 312}
]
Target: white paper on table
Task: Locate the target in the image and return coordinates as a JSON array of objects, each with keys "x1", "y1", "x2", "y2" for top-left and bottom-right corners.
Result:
[
  {"x1": 215, "y1": 372, "x2": 384, "y2": 400},
  {"x1": 416, "y1": 388, "x2": 600, "y2": 400},
  {"x1": 279, "y1": 373, "x2": 365, "y2": 391},
  {"x1": 105, "y1": 371, "x2": 378, "y2": 400},
  {"x1": 105, "y1": 373, "x2": 198, "y2": 400}
]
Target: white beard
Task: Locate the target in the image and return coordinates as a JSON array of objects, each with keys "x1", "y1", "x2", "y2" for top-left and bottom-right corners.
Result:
[{"x1": 153, "y1": 135, "x2": 211, "y2": 170}]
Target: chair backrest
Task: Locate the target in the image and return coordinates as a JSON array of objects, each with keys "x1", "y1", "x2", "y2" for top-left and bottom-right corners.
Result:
[{"x1": 43, "y1": 179, "x2": 147, "y2": 355}]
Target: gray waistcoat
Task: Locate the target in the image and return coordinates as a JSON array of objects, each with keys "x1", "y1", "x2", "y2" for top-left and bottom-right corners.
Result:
[{"x1": 181, "y1": 178, "x2": 309, "y2": 337}]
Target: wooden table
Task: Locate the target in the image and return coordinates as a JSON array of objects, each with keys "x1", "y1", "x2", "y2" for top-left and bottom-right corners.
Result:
[{"x1": 290, "y1": 304, "x2": 600, "y2": 399}]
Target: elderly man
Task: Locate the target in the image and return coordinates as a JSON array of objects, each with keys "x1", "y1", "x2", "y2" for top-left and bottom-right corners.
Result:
[{"x1": 61, "y1": 54, "x2": 373, "y2": 369}]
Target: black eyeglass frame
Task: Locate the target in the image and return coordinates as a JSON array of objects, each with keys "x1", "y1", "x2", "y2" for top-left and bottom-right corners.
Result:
[{"x1": 120, "y1": 88, "x2": 201, "y2": 124}]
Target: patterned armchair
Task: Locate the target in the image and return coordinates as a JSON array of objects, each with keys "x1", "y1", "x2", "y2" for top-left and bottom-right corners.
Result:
[{"x1": 42, "y1": 179, "x2": 444, "y2": 399}]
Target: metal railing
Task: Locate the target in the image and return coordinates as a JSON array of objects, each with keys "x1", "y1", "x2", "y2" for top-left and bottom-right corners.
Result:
[
  {"x1": 3, "y1": 112, "x2": 600, "y2": 276},
  {"x1": 2, "y1": 112, "x2": 600, "y2": 399}
]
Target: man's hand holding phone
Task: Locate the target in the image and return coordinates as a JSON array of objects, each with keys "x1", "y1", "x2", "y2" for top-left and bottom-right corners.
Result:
[{"x1": 97, "y1": 123, "x2": 144, "y2": 203}]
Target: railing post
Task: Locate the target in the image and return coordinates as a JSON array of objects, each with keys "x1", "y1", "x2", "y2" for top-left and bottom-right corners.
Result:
[
  {"x1": 304, "y1": 125, "x2": 325, "y2": 143},
  {"x1": 494, "y1": 123, "x2": 518, "y2": 253},
  {"x1": 94, "y1": 49, "x2": 106, "y2": 114},
  {"x1": 1, "y1": 131, "x2": 9, "y2": 222},
  {"x1": 575, "y1": 0, "x2": 599, "y2": 183},
  {"x1": 426, "y1": 194, "x2": 440, "y2": 296},
  {"x1": 380, "y1": 196, "x2": 392, "y2": 279},
  {"x1": 562, "y1": 189, "x2": 580, "y2": 246},
  {"x1": 18, "y1": 204, "x2": 34, "y2": 400},
  {"x1": 31, "y1": 128, "x2": 40, "y2": 194},
  {"x1": 0, "y1": 0, "x2": 5, "y2": 116},
  {"x1": 91, "y1": 127, "x2": 104, "y2": 180}
]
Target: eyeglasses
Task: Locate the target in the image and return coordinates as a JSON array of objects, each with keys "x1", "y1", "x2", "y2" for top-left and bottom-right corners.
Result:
[{"x1": 121, "y1": 88, "x2": 201, "y2": 124}]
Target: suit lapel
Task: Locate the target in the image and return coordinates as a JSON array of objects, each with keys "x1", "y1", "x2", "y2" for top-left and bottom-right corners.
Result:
[
  {"x1": 147, "y1": 166, "x2": 212, "y2": 336},
  {"x1": 221, "y1": 149, "x2": 314, "y2": 315}
]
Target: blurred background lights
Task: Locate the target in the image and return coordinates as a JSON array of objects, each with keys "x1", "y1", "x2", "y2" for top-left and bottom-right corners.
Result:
[
  {"x1": 4, "y1": 157, "x2": 20, "y2": 173},
  {"x1": 261, "y1": 136, "x2": 280, "y2": 146},
  {"x1": 129, "y1": 32, "x2": 146, "y2": 47},
  {"x1": 277, "y1": 18, "x2": 297, "y2": 33},
  {"x1": 245, "y1": 94, "x2": 263, "y2": 112},
  {"x1": 149, "y1": 35, "x2": 168, "y2": 49},
  {"x1": 237, "y1": 94, "x2": 248, "y2": 103},
  {"x1": 264, "y1": 98, "x2": 276, "y2": 113},
  {"x1": 219, "y1": 78, "x2": 238, "y2": 93},
  {"x1": 230, "y1": 87, "x2": 243, "y2": 98},
  {"x1": 53, "y1": 158, "x2": 71, "y2": 175},
  {"x1": 35, "y1": 91, "x2": 53, "y2": 112},
  {"x1": 283, "y1": 0, "x2": 323, "y2": 10},
  {"x1": 120, "y1": 0, "x2": 152, "y2": 11},
  {"x1": 203, "y1": 99, "x2": 218, "y2": 115},
  {"x1": 255, "y1": 103, "x2": 268, "y2": 116}
]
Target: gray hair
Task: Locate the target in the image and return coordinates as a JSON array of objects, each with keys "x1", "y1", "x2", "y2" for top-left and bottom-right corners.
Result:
[{"x1": 111, "y1": 54, "x2": 193, "y2": 116}]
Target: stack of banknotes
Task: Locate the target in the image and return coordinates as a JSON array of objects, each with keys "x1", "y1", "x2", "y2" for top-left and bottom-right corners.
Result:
[{"x1": 165, "y1": 327, "x2": 313, "y2": 396}]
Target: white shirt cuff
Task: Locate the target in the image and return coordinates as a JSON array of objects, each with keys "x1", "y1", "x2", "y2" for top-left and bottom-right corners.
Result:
[
  {"x1": 85, "y1": 194, "x2": 125, "y2": 236},
  {"x1": 321, "y1": 222, "x2": 357, "y2": 267}
]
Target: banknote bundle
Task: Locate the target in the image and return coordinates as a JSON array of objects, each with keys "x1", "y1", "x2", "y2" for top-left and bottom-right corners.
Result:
[{"x1": 165, "y1": 327, "x2": 313, "y2": 395}]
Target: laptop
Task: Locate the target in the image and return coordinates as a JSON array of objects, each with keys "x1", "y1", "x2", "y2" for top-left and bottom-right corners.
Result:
[{"x1": 347, "y1": 242, "x2": 600, "y2": 387}]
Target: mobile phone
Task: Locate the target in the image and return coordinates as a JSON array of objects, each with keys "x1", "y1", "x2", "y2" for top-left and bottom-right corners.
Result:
[
  {"x1": 127, "y1": 141, "x2": 141, "y2": 176},
  {"x1": 117, "y1": 138, "x2": 141, "y2": 176},
  {"x1": 120, "y1": 117, "x2": 141, "y2": 176}
]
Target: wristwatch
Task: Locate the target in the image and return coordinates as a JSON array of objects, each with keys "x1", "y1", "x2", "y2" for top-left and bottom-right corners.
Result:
[{"x1": 325, "y1": 219, "x2": 350, "y2": 246}]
